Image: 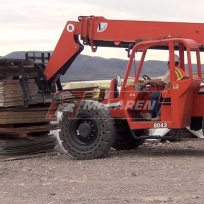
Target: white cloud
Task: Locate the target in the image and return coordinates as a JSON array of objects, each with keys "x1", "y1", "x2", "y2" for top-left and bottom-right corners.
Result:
[{"x1": 0, "y1": 0, "x2": 204, "y2": 63}]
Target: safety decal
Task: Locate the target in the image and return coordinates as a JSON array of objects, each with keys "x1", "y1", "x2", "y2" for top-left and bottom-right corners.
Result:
[
  {"x1": 97, "y1": 22, "x2": 108, "y2": 32},
  {"x1": 173, "y1": 84, "x2": 179, "y2": 89},
  {"x1": 67, "y1": 24, "x2": 74, "y2": 32},
  {"x1": 130, "y1": 93, "x2": 136, "y2": 97}
]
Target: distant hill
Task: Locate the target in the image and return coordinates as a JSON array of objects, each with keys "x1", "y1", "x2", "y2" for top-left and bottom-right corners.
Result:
[{"x1": 2, "y1": 51, "x2": 204, "y2": 82}]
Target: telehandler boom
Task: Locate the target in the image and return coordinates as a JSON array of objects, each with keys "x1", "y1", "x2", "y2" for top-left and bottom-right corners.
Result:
[{"x1": 44, "y1": 16, "x2": 204, "y2": 81}]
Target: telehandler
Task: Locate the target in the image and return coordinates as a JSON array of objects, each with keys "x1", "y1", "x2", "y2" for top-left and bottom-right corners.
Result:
[{"x1": 21, "y1": 16, "x2": 204, "y2": 159}]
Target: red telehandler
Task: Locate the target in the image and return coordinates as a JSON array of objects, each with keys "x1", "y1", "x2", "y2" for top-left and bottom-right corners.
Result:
[{"x1": 21, "y1": 16, "x2": 204, "y2": 160}]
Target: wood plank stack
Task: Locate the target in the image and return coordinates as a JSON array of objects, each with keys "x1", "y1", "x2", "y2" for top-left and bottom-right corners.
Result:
[
  {"x1": 46, "y1": 89, "x2": 99, "y2": 121},
  {"x1": 0, "y1": 106, "x2": 51, "y2": 124},
  {"x1": 0, "y1": 58, "x2": 56, "y2": 156},
  {"x1": 0, "y1": 58, "x2": 98, "y2": 157},
  {"x1": 0, "y1": 58, "x2": 36, "y2": 71},
  {"x1": 0, "y1": 79, "x2": 44, "y2": 107},
  {"x1": 0, "y1": 59, "x2": 44, "y2": 107},
  {"x1": 0, "y1": 134, "x2": 57, "y2": 156}
]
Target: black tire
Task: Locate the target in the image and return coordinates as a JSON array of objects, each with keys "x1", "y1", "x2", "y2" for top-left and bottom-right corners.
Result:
[
  {"x1": 112, "y1": 120, "x2": 145, "y2": 150},
  {"x1": 59, "y1": 100, "x2": 116, "y2": 160}
]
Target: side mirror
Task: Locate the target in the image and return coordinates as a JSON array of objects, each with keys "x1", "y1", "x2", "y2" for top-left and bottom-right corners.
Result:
[{"x1": 116, "y1": 75, "x2": 122, "y2": 87}]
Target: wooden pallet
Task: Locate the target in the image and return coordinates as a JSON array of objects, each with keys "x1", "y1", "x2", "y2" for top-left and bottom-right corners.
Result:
[
  {"x1": 0, "y1": 134, "x2": 57, "y2": 156},
  {"x1": 0, "y1": 122, "x2": 58, "y2": 134},
  {"x1": 0, "y1": 121, "x2": 58, "y2": 139},
  {"x1": 0, "y1": 105, "x2": 51, "y2": 124}
]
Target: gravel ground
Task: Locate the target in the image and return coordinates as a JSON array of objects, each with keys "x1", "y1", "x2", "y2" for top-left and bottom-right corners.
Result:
[{"x1": 1, "y1": 140, "x2": 204, "y2": 204}]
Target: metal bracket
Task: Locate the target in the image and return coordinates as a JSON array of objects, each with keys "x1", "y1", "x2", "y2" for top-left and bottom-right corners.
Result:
[
  {"x1": 18, "y1": 61, "x2": 29, "y2": 107},
  {"x1": 18, "y1": 61, "x2": 55, "y2": 107},
  {"x1": 131, "y1": 129, "x2": 180, "y2": 140},
  {"x1": 125, "y1": 43, "x2": 134, "y2": 57}
]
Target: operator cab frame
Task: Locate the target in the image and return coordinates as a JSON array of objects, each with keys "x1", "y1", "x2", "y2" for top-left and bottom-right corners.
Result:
[{"x1": 104, "y1": 38, "x2": 202, "y2": 130}]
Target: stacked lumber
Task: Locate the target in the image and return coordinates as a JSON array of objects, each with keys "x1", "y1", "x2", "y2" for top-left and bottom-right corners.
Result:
[
  {"x1": 0, "y1": 79, "x2": 44, "y2": 107},
  {"x1": 60, "y1": 87, "x2": 99, "y2": 102},
  {"x1": 0, "y1": 134, "x2": 56, "y2": 156},
  {"x1": 0, "y1": 106, "x2": 51, "y2": 124},
  {"x1": 47, "y1": 89, "x2": 99, "y2": 120},
  {"x1": 0, "y1": 59, "x2": 43, "y2": 107},
  {"x1": 0, "y1": 58, "x2": 36, "y2": 75},
  {"x1": 0, "y1": 58, "x2": 57, "y2": 157},
  {"x1": 0, "y1": 58, "x2": 99, "y2": 158}
]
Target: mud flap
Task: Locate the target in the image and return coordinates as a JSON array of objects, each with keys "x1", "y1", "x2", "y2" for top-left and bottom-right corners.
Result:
[{"x1": 190, "y1": 117, "x2": 203, "y2": 131}]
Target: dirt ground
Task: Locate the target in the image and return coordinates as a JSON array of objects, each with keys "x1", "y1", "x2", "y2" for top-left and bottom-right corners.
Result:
[{"x1": 1, "y1": 140, "x2": 204, "y2": 204}]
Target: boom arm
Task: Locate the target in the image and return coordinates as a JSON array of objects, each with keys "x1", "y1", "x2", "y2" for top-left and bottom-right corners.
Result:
[{"x1": 44, "y1": 15, "x2": 204, "y2": 81}]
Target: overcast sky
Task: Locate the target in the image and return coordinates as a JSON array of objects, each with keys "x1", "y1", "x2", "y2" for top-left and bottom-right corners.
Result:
[{"x1": 1, "y1": 0, "x2": 204, "y2": 61}]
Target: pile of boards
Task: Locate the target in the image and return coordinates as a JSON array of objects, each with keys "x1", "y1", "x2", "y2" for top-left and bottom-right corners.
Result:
[
  {"x1": 0, "y1": 58, "x2": 57, "y2": 158},
  {"x1": 0, "y1": 58, "x2": 98, "y2": 160}
]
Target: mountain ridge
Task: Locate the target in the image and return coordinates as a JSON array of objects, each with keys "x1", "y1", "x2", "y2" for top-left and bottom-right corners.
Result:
[{"x1": 1, "y1": 51, "x2": 203, "y2": 82}]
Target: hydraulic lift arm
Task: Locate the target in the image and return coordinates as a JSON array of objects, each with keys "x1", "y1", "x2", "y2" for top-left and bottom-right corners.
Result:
[{"x1": 44, "y1": 15, "x2": 204, "y2": 87}]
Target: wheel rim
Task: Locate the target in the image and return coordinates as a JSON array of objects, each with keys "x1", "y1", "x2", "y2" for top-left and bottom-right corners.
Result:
[{"x1": 69, "y1": 114, "x2": 98, "y2": 146}]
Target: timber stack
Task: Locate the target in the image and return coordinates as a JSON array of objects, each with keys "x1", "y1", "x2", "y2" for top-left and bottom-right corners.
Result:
[
  {"x1": 0, "y1": 58, "x2": 57, "y2": 156},
  {"x1": 0, "y1": 58, "x2": 98, "y2": 157}
]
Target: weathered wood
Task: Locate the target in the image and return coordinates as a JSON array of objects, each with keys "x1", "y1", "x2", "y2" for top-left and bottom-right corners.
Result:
[
  {"x1": 0, "y1": 60, "x2": 97, "y2": 145},
  {"x1": 0, "y1": 124, "x2": 58, "y2": 134},
  {"x1": 0, "y1": 66, "x2": 38, "y2": 78},
  {"x1": 0, "y1": 79, "x2": 43, "y2": 107},
  {"x1": 0, "y1": 58, "x2": 33, "y2": 66},
  {"x1": 0, "y1": 109, "x2": 50, "y2": 124},
  {"x1": 0, "y1": 134, "x2": 57, "y2": 156}
]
